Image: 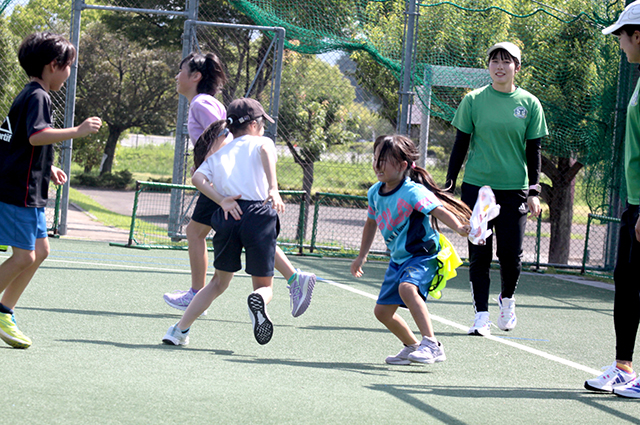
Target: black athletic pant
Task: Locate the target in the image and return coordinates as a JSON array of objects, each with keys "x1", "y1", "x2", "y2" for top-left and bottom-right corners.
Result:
[
  {"x1": 461, "y1": 183, "x2": 528, "y2": 313},
  {"x1": 613, "y1": 204, "x2": 640, "y2": 362}
]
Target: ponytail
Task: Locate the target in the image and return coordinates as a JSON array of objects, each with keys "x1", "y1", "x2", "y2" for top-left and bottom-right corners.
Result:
[
  {"x1": 193, "y1": 120, "x2": 229, "y2": 168},
  {"x1": 180, "y1": 52, "x2": 228, "y2": 96}
]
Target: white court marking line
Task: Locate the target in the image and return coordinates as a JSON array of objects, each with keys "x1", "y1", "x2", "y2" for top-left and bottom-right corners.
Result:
[
  {"x1": 319, "y1": 277, "x2": 601, "y2": 376},
  {"x1": 13, "y1": 254, "x2": 602, "y2": 376}
]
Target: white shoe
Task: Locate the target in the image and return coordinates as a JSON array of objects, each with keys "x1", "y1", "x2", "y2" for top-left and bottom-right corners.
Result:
[
  {"x1": 385, "y1": 344, "x2": 418, "y2": 365},
  {"x1": 408, "y1": 339, "x2": 446, "y2": 364},
  {"x1": 497, "y1": 294, "x2": 517, "y2": 331},
  {"x1": 613, "y1": 376, "x2": 640, "y2": 398},
  {"x1": 468, "y1": 312, "x2": 491, "y2": 336},
  {"x1": 162, "y1": 323, "x2": 189, "y2": 346},
  {"x1": 585, "y1": 362, "x2": 637, "y2": 392}
]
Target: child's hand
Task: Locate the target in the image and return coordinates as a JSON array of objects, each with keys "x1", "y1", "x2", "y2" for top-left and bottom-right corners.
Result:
[
  {"x1": 50, "y1": 165, "x2": 67, "y2": 185},
  {"x1": 351, "y1": 255, "x2": 366, "y2": 278},
  {"x1": 265, "y1": 189, "x2": 285, "y2": 214},
  {"x1": 77, "y1": 117, "x2": 102, "y2": 138},
  {"x1": 527, "y1": 196, "x2": 541, "y2": 217},
  {"x1": 221, "y1": 194, "x2": 242, "y2": 220},
  {"x1": 456, "y1": 224, "x2": 471, "y2": 237}
]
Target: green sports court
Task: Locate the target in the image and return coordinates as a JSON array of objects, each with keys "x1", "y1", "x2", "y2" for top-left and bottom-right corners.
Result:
[{"x1": 2, "y1": 238, "x2": 639, "y2": 424}]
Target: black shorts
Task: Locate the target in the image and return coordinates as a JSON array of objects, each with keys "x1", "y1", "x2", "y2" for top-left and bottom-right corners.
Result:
[
  {"x1": 191, "y1": 193, "x2": 220, "y2": 226},
  {"x1": 211, "y1": 200, "x2": 280, "y2": 276}
]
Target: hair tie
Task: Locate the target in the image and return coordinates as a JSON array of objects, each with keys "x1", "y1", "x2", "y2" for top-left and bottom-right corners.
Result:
[
  {"x1": 227, "y1": 117, "x2": 233, "y2": 124},
  {"x1": 217, "y1": 128, "x2": 229, "y2": 138},
  {"x1": 411, "y1": 161, "x2": 416, "y2": 169}
]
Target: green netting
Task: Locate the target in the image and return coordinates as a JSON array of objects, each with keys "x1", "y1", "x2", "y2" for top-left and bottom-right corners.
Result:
[{"x1": 230, "y1": 0, "x2": 628, "y2": 215}]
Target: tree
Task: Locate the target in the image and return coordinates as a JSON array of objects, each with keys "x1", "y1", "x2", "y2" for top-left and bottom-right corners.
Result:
[{"x1": 75, "y1": 22, "x2": 178, "y2": 175}]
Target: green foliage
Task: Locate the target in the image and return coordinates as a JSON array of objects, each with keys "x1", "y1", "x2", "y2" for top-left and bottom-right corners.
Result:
[{"x1": 74, "y1": 170, "x2": 133, "y2": 189}]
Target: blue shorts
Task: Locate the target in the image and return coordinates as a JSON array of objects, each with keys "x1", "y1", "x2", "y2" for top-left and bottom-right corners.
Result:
[
  {"x1": 0, "y1": 201, "x2": 47, "y2": 251},
  {"x1": 377, "y1": 255, "x2": 438, "y2": 306},
  {"x1": 210, "y1": 200, "x2": 279, "y2": 276}
]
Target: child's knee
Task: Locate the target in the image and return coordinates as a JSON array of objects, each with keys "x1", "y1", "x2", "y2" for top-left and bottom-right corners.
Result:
[
  {"x1": 398, "y1": 282, "x2": 417, "y2": 301},
  {"x1": 374, "y1": 304, "x2": 392, "y2": 323},
  {"x1": 11, "y1": 249, "x2": 37, "y2": 269}
]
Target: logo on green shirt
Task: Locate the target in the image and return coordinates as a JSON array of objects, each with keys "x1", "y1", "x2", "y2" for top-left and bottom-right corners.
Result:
[{"x1": 513, "y1": 106, "x2": 527, "y2": 119}]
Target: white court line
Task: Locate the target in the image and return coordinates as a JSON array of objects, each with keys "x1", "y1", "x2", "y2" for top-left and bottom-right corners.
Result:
[
  {"x1": 11, "y1": 254, "x2": 602, "y2": 376},
  {"x1": 319, "y1": 277, "x2": 601, "y2": 376}
]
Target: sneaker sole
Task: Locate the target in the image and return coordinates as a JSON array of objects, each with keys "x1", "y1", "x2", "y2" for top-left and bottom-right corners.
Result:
[
  {"x1": 467, "y1": 329, "x2": 491, "y2": 337},
  {"x1": 0, "y1": 332, "x2": 31, "y2": 349},
  {"x1": 409, "y1": 356, "x2": 446, "y2": 364},
  {"x1": 584, "y1": 381, "x2": 614, "y2": 393},
  {"x1": 292, "y1": 276, "x2": 316, "y2": 318},
  {"x1": 385, "y1": 358, "x2": 412, "y2": 365},
  {"x1": 248, "y1": 293, "x2": 273, "y2": 345}
]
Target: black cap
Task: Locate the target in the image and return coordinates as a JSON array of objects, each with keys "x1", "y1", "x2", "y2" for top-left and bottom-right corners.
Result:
[{"x1": 227, "y1": 98, "x2": 275, "y2": 124}]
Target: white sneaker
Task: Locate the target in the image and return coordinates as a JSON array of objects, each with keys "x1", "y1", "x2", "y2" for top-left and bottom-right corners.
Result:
[
  {"x1": 613, "y1": 376, "x2": 640, "y2": 398},
  {"x1": 162, "y1": 323, "x2": 189, "y2": 346},
  {"x1": 408, "y1": 339, "x2": 446, "y2": 364},
  {"x1": 468, "y1": 312, "x2": 491, "y2": 336},
  {"x1": 497, "y1": 294, "x2": 517, "y2": 331},
  {"x1": 585, "y1": 362, "x2": 637, "y2": 392},
  {"x1": 385, "y1": 344, "x2": 418, "y2": 365}
]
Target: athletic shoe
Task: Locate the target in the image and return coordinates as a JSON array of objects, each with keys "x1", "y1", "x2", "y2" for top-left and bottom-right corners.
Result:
[
  {"x1": 248, "y1": 292, "x2": 273, "y2": 345},
  {"x1": 584, "y1": 362, "x2": 637, "y2": 392},
  {"x1": 162, "y1": 323, "x2": 190, "y2": 346},
  {"x1": 163, "y1": 289, "x2": 207, "y2": 316},
  {"x1": 288, "y1": 270, "x2": 316, "y2": 317},
  {"x1": 0, "y1": 313, "x2": 32, "y2": 349},
  {"x1": 408, "y1": 340, "x2": 446, "y2": 364},
  {"x1": 385, "y1": 344, "x2": 418, "y2": 365},
  {"x1": 468, "y1": 311, "x2": 491, "y2": 336},
  {"x1": 614, "y1": 376, "x2": 640, "y2": 399},
  {"x1": 497, "y1": 294, "x2": 517, "y2": 331}
]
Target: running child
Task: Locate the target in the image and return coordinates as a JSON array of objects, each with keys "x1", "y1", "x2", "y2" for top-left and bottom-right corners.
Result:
[
  {"x1": 163, "y1": 98, "x2": 284, "y2": 346},
  {"x1": 0, "y1": 32, "x2": 102, "y2": 348},
  {"x1": 351, "y1": 135, "x2": 471, "y2": 364},
  {"x1": 163, "y1": 52, "x2": 315, "y2": 318}
]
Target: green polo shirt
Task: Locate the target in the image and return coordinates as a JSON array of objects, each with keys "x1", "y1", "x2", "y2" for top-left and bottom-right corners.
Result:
[
  {"x1": 626, "y1": 78, "x2": 640, "y2": 206},
  {"x1": 451, "y1": 85, "x2": 548, "y2": 190}
]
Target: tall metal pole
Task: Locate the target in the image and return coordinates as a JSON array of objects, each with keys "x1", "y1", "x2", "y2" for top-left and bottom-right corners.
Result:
[
  {"x1": 59, "y1": 0, "x2": 84, "y2": 235},
  {"x1": 397, "y1": 0, "x2": 418, "y2": 135}
]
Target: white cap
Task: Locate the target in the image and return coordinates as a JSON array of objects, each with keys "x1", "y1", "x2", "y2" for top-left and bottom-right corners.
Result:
[
  {"x1": 602, "y1": 1, "x2": 640, "y2": 35},
  {"x1": 486, "y1": 42, "x2": 521, "y2": 63}
]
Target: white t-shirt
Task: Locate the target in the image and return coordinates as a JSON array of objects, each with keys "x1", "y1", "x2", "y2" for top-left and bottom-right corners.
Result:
[{"x1": 195, "y1": 134, "x2": 275, "y2": 201}]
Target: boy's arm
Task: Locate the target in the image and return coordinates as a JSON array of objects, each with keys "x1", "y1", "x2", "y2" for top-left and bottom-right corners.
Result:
[
  {"x1": 430, "y1": 206, "x2": 470, "y2": 236},
  {"x1": 351, "y1": 217, "x2": 378, "y2": 278},
  {"x1": 260, "y1": 141, "x2": 284, "y2": 213},
  {"x1": 29, "y1": 117, "x2": 102, "y2": 146},
  {"x1": 192, "y1": 171, "x2": 242, "y2": 220}
]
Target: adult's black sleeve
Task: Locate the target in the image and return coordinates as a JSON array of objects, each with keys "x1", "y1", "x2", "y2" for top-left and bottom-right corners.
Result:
[
  {"x1": 526, "y1": 137, "x2": 542, "y2": 188},
  {"x1": 445, "y1": 129, "x2": 471, "y2": 193}
]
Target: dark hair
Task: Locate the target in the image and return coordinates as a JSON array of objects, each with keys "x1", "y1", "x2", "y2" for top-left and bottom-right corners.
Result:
[
  {"x1": 373, "y1": 134, "x2": 471, "y2": 231},
  {"x1": 226, "y1": 115, "x2": 263, "y2": 135},
  {"x1": 180, "y1": 52, "x2": 227, "y2": 96},
  {"x1": 18, "y1": 32, "x2": 76, "y2": 78},
  {"x1": 193, "y1": 119, "x2": 229, "y2": 168},
  {"x1": 487, "y1": 48, "x2": 520, "y2": 68},
  {"x1": 614, "y1": 25, "x2": 640, "y2": 37}
]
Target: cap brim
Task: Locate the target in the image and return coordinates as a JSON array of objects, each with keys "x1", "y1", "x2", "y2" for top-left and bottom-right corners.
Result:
[
  {"x1": 602, "y1": 22, "x2": 622, "y2": 35},
  {"x1": 263, "y1": 113, "x2": 275, "y2": 124}
]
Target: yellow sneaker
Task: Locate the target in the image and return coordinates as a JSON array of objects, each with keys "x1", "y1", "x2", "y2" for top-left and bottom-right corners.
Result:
[{"x1": 0, "y1": 313, "x2": 32, "y2": 349}]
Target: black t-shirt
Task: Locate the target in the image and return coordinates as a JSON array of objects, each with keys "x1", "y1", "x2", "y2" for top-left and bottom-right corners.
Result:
[{"x1": 0, "y1": 82, "x2": 53, "y2": 208}]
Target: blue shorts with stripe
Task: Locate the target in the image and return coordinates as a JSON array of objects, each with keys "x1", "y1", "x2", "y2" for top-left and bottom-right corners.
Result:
[
  {"x1": 0, "y1": 201, "x2": 47, "y2": 251},
  {"x1": 377, "y1": 255, "x2": 438, "y2": 306}
]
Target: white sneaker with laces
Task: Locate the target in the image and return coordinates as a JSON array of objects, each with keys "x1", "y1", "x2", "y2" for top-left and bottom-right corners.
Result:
[
  {"x1": 584, "y1": 362, "x2": 637, "y2": 392},
  {"x1": 468, "y1": 311, "x2": 491, "y2": 336},
  {"x1": 613, "y1": 376, "x2": 640, "y2": 398},
  {"x1": 162, "y1": 323, "x2": 190, "y2": 346},
  {"x1": 497, "y1": 294, "x2": 517, "y2": 331},
  {"x1": 408, "y1": 339, "x2": 446, "y2": 364},
  {"x1": 385, "y1": 344, "x2": 418, "y2": 365}
]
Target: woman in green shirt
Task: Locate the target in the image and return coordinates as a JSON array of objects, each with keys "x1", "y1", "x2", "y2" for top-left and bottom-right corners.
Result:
[{"x1": 446, "y1": 42, "x2": 548, "y2": 337}]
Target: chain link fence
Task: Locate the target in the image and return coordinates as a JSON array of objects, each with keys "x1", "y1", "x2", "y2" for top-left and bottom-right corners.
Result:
[{"x1": 2, "y1": 0, "x2": 633, "y2": 276}]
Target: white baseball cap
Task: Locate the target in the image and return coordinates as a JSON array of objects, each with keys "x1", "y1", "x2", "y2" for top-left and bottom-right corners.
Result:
[
  {"x1": 602, "y1": 0, "x2": 640, "y2": 35},
  {"x1": 486, "y1": 42, "x2": 521, "y2": 63}
]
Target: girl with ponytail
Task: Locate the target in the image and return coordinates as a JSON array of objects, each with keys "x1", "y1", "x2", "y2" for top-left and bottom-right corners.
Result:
[{"x1": 351, "y1": 134, "x2": 470, "y2": 366}]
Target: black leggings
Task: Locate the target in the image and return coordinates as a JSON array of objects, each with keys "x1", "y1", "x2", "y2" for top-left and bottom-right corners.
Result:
[
  {"x1": 461, "y1": 183, "x2": 528, "y2": 313},
  {"x1": 613, "y1": 204, "x2": 640, "y2": 362}
]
